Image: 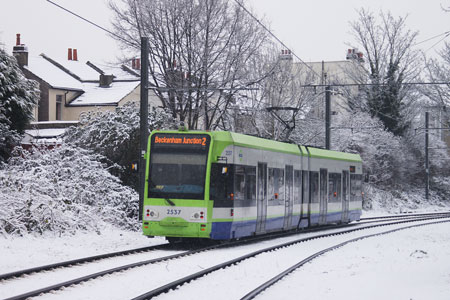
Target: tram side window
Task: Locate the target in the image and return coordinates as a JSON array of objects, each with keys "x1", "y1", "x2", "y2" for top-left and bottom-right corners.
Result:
[
  {"x1": 350, "y1": 174, "x2": 363, "y2": 202},
  {"x1": 245, "y1": 166, "x2": 257, "y2": 205},
  {"x1": 234, "y1": 165, "x2": 246, "y2": 201},
  {"x1": 328, "y1": 173, "x2": 342, "y2": 203},
  {"x1": 302, "y1": 171, "x2": 309, "y2": 204},
  {"x1": 234, "y1": 165, "x2": 257, "y2": 206},
  {"x1": 268, "y1": 168, "x2": 274, "y2": 205},
  {"x1": 310, "y1": 171, "x2": 319, "y2": 203},
  {"x1": 210, "y1": 163, "x2": 233, "y2": 206},
  {"x1": 268, "y1": 168, "x2": 284, "y2": 205},
  {"x1": 294, "y1": 170, "x2": 302, "y2": 204}
]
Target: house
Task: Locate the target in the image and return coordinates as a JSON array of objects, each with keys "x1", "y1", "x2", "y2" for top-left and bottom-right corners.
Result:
[
  {"x1": 12, "y1": 34, "x2": 161, "y2": 124},
  {"x1": 12, "y1": 34, "x2": 161, "y2": 147}
]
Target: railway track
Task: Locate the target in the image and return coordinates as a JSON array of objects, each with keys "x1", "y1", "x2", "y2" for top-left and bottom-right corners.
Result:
[
  {"x1": 131, "y1": 212, "x2": 450, "y2": 300},
  {"x1": 240, "y1": 218, "x2": 450, "y2": 300},
  {"x1": 2, "y1": 212, "x2": 449, "y2": 300}
]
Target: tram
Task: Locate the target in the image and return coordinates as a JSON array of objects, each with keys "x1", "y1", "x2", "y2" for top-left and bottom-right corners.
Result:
[{"x1": 142, "y1": 129, "x2": 363, "y2": 241}]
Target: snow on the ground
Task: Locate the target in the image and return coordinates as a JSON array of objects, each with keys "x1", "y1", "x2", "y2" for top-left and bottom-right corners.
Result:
[
  {"x1": 1, "y1": 211, "x2": 450, "y2": 300},
  {"x1": 261, "y1": 221, "x2": 450, "y2": 300},
  {"x1": 0, "y1": 225, "x2": 165, "y2": 274}
]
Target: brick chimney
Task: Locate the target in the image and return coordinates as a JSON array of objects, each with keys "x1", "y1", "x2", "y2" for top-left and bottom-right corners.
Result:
[
  {"x1": 99, "y1": 74, "x2": 114, "y2": 88},
  {"x1": 68, "y1": 48, "x2": 73, "y2": 60},
  {"x1": 12, "y1": 34, "x2": 28, "y2": 67},
  {"x1": 131, "y1": 58, "x2": 141, "y2": 70}
]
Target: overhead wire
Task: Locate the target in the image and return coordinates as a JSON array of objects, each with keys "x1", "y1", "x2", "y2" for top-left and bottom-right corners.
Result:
[
  {"x1": 233, "y1": 0, "x2": 320, "y2": 79},
  {"x1": 45, "y1": 0, "x2": 130, "y2": 45},
  {"x1": 44, "y1": 0, "x2": 450, "y2": 137},
  {"x1": 424, "y1": 32, "x2": 450, "y2": 53},
  {"x1": 414, "y1": 30, "x2": 450, "y2": 46}
]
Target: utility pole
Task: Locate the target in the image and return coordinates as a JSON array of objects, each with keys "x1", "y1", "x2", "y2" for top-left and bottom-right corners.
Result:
[
  {"x1": 139, "y1": 37, "x2": 149, "y2": 220},
  {"x1": 425, "y1": 111, "x2": 429, "y2": 201},
  {"x1": 325, "y1": 86, "x2": 331, "y2": 150}
]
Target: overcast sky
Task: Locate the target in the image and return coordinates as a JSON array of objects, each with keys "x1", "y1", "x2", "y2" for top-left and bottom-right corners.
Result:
[{"x1": 1, "y1": 0, "x2": 449, "y2": 64}]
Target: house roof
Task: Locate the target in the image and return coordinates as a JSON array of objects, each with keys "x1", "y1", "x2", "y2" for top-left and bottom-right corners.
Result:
[
  {"x1": 69, "y1": 81, "x2": 140, "y2": 106},
  {"x1": 26, "y1": 55, "x2": 83, "y2": 91},
  {"x1": 24, "y1": 52, "x2": 141, "y2": 106}
]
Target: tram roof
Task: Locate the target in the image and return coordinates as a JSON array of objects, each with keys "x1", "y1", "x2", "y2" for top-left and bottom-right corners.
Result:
[
  {"x1": 150, "y1": 130, "x2": 361, "y2": 162},
  {"x1": 212, "y1": 132, "x2": 361, "y2": 162}
]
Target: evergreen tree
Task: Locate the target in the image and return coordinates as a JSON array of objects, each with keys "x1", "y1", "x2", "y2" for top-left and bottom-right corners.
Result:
[
  {"x1": 0, "y1": 47, "x2": 39, "y2": 161},
  {"x1": 347, "y1": 9, "x2": 421, "y2": 136}
]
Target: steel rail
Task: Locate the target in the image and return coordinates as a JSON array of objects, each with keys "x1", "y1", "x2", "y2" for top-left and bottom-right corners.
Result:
[
  {"x1": 0, "y1": 243, "x2": 171, "y2": 281},
  {"x1": 241, "y1": 218, "x2": 450, "y2": 300},
  {"x1": 359, "y1": 211, "x2": 450, "y2": 221},
  {"x1": 3, "y1": 211, "x2": 444, "y2": 282},
  {"x1": 4, "y1": 212, "x2": 450, "y2": 300},
  {"x1": 2, "y1": 225, "x2": 357, "y2": 300},
  {"x1": 131, "y1": 213, "x2": 450, "y2": 300}
]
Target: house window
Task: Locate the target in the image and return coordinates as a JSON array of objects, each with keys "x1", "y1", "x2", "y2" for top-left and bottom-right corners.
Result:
[{"x1": 56, "y1": 95, "x2": 63, "y2": 120}]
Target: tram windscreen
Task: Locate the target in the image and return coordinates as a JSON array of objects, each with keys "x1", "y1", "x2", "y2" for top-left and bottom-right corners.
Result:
[{"x1": 148, "y1": 134, "x2": 210, "y2": 200}]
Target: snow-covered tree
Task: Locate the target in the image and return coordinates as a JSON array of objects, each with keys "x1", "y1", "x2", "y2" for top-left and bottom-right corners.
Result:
[
  {"x1": 0, "y1": 145, "x2": 138, "y2": 236},
  {"x1": 64, "y1": 102, "x2": 177, "y2": 190},
  {"x1": 422, "y1": 42, "x2": 450, "y2": 124},
  {"x1": 0, "y1": 47, "x2": 39, "y2": 161},
  {"x1": 346, "y1": 9, "x2": 422, "y2": 136},
  {"x1": 331, "y1": 110, "x2": 412, "y2": 185},
  {"x1": 109, "y1": 0, "x2": 271, "y2": 130}
]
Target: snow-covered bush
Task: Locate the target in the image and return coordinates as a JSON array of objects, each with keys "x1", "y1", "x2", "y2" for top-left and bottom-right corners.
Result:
[
  {"x1": 331, "y1": 111, "x2": 414, "y2": 186},
  {"x1": 64, "y1": 102, "x2": 177, "y2": 190},
  {"x1": 0, "y1": 145, "x2": 138, "y2": 236}
]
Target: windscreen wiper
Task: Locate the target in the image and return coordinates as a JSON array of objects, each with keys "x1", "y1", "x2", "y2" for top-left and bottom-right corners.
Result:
[{"x1": 165, "y1": 198, "x2": 176, "y2": 206}]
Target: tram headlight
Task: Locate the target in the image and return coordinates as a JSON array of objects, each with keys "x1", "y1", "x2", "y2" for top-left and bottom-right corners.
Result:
[
  {"x1": 190, "y1": 211, "x2": 205, "y2": 220},
  {"x1": 146, "y1": 209, "x2": 159, "y2": 219}
]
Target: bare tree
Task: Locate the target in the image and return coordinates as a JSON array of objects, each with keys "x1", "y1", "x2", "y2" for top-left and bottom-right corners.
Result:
[
  {"x1": 344, "y1": 9, "x2": 422, "y2": 136},
  {"x1": 109, "y1": 0, "x2": 271, "y2": 130},
  {"x1": 423, "y1": 42, "x2": 450, "y2": 109},
  {"x1": 234, "y1": 48, "x2": 318, "y2": 142}
]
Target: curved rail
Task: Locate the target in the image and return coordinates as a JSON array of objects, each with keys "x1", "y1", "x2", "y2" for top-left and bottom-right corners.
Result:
[
  {"x1": 241, "y1": 218, "x2": 450, "y2": 300},
  {"x1": 131, "y1": 213, "x2": 450, "y2": 300},
  {"x1": 4, "y1": 212, "x2": 450, "y2": 300},
  {"x1": 0, "y1": 243, "x2": 170, "y2": 281},
  {"x1": 359, "y1": 211, "x2": 450, "y2": 221}
]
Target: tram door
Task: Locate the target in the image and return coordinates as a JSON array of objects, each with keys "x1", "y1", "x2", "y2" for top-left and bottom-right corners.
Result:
[
  {"x1": 319, "y1": 168, "x2": 328, "y2": 225},
  {"x1": 341, "y1": 171, "x2": 350, "y2": 222},
  {"x1": 256, "y1": 163, "x2": 268, "y2": 234},
  {"x1": 283, "y1": 165, "x2": 294, "y2": 230}
]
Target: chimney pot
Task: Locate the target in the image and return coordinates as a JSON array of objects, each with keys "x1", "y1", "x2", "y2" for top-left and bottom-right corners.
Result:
[
  {"x1": 13, "y1": 34, "x2": 28, "y2": 67},
  {"x1": 136, "y1": 58, "x2": 141, "y2": 70},
  {"x1": 73, "y1": 49, "x2": 78, "y2": 61},
  {"x1": 68, "y1": 48, "x2": 73, "y2": 61}
]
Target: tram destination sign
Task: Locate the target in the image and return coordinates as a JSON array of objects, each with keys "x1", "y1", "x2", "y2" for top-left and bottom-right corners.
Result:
[{"x1": 152, "y1": 133, "x2": 210, "y2": 149}]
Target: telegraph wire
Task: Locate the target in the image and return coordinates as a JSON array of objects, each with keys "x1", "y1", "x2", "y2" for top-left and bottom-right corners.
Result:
[
  {"x1": 233, "y1": 0, "x2": 320, "y2": 78},
  {"x1": 414, "y1": 30, "x2": 450, "y2": 46},
  {"x1": 45, "y1": 0, "x2": 129, "y2": 45},
  {"x1": 424, "y1": 32, "x2": 450, "y2": 53}
]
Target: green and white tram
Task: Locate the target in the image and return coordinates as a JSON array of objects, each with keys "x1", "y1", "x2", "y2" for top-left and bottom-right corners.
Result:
[{"x1": 142, "y1": 129, "x2": 363, "y2": 241}]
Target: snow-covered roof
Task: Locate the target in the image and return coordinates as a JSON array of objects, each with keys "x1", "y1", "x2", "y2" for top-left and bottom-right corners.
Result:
[
  {"x1": 91, "y1": 62, "x2": 141, "y2": 81},
  {"x1": 56, "y1": 59, "x2": 101, "y2": 81},
  {"x1": 22, "y1": 128, "x2": 66, "y2": 146},
  {"x1": 26, "y1": 55, "x2": 83, "y2": 90},
  {"x1": 24, "y1": 52, "x2": 141, "y2": 106},
  {"x1": 69, "y1": 81, "x2": 140, "y2": 106}
]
